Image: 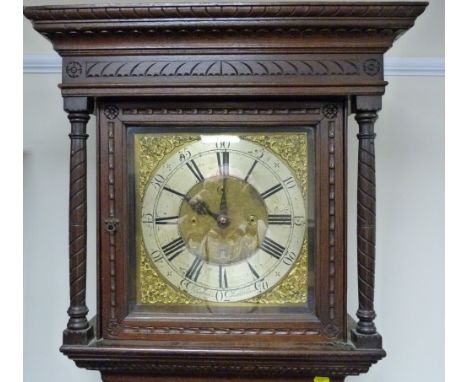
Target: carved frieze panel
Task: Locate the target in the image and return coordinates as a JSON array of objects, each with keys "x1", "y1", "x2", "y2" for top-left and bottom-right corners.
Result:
[{"x1": 61, "y1": 54, "x2": 383, "y2": 87}]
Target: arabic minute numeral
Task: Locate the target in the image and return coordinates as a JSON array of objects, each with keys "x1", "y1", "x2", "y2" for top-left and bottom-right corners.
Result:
[
  {"x1": 142, "y1": 213, "x2": 153, "y2": 224},
  {"x1": 283, "y1": 176, "x2": 296, "y2": 189},
  {"x1": 294, "y1": 216, "x2": 306, "y2": 226},
  {"x1": 215, "y1": 141, "x2": 230, "y2": 149},
  {"x1": 150, "y1": 174, "x2": 165, "y2": 189},
  {"x1": 249, "y1": 148, "x2": 264, "y2": 159},
  {"x1": 215, "y1": 290, "x2": 230, "y2": 302},
  {"x1": 150, "y1": 250, "x2": 164, "y2": 263},
  {"x1": 179, "y1": 279, "x2": 191, "y2": 291},
  {"x1": 178, "y1": 150, "x2": 191, "y2": 162},
  {"x1": 282, "y1": 251, "x2": 297, "y2": 266}
]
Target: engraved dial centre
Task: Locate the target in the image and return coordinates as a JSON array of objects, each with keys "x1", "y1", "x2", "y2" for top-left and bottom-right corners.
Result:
[{"x1": 178, "y1": 176, "x2": 268, "y2": 265}]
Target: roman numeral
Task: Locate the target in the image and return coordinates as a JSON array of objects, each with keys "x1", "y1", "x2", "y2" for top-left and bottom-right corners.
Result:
[
  {"x1": 216, "y1": 152, "x2": 229, "y2": 176},
  {"x1": 186, "y1": 159, "x2": 204, "y2": 183},
  {"x1": 186, "y1": 257, "x2": 204, "y2": 281},
  {"x1": 260, "y1": 183, "x2": 283, "y2": 199},
  {"x1": 218, "y1": 266, "x2": 228, "y2": 288},
  {"x1": 260, "y1": 237, "x2": 286, "y2": 259},
  {"x1": 161, "y1": 237, "x2": 185, "y2": 261},
  {"x1": 267, "y1": 214, "x2": 292, "y2": 225},
  {"x1": 244, "y1": 160, "x2": 258, "y2": 182},
  {"x1": 247, "y1": 262, "x2": 260, "y2": 279},
  {"x1": 154, "y1": 216, "x2": 178, "y2": 225},
  {"x1": 163, "y1": 186, "x2": 186, "y2": 199}
]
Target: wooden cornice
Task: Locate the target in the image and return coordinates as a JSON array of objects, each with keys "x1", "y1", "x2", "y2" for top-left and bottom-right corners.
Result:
[
  {"x1": 24, "y1": 2, "x2": 427, "y2": 55},
  {"x1": 23, "y1": 2, "x2": 427, "y2": 98}
]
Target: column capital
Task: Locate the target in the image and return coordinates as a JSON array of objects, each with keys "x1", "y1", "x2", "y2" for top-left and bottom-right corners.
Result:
[
  {"x1": 63, "y1": 96, "x2": 94, "y2": 114},
  {"x1": 351, "y1": 95, "x2": 382, "y2": 113}
]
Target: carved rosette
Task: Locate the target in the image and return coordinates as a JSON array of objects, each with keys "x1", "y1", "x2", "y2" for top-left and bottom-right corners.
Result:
[
  {"x1": 65, "y1": 61, "x2": 82, "y2": 78},
  {"x1": 104, "y1": 104, "x2": 119, "y2": 120},
  {"x1": 363, "y1": 59, "x2": 381, "y2": 76}
]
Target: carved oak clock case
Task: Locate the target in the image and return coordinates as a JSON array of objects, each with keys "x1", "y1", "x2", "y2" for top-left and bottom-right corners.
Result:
[{"x1": 24, "y1": 2, "x2": 427, "y2": 381}]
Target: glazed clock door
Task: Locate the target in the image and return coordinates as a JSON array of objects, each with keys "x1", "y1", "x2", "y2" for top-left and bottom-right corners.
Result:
[{"x1": 98, "y1": 100, "x2": 346, "y2": 343}]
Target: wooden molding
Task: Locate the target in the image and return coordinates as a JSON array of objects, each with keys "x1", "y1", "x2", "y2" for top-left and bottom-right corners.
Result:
[
  {"x1": 23, "y1": 54, "x2": 445, "y2": 77},
  {"x1": 23, "y1": 2, "x2": 427, "y2": 97},
  {"x1": 23, "y1": 1, "x2": 427, "y2": 50}
]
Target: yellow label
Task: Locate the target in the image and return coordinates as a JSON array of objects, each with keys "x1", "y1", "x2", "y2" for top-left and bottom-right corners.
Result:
[{"x1": 314, "y1": 377, "x2": 330, "y2": 382}]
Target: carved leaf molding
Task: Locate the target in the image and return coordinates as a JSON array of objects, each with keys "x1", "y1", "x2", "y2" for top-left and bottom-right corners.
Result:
[
  {"x1": 82, "y1": 59, "x2": 364, "y2": 78},
  {"x1": 75, "y1": 361, "x2": 371, "y2": 377},
  {"x1": 25, "y1": 4, "x2": 427, "y2": 21}
]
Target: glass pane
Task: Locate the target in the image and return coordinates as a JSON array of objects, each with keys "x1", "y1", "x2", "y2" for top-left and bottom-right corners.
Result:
[{"x1": 131, "y1": 128, "x2": 314, "y2": 312}]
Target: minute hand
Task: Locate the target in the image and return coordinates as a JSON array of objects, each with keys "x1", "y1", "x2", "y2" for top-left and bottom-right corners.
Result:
[{"x1": 219, "y1": 176, "x2": 228, "y2": 215}]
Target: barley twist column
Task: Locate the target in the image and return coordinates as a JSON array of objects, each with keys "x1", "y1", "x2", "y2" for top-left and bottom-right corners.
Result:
[
  {"x1": 351, "y1": 96, "x2": 383, "y2": 349},
  {"x1": 63, "y1": 97, "x2": 95, "y2": 345}
]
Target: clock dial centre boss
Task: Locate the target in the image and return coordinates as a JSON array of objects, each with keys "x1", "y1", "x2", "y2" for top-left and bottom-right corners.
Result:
[{"x1": 139, "y1": 135, "x2": 307, "y2": 302}]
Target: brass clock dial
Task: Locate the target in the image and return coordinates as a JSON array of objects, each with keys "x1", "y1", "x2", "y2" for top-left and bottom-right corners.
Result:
[{"x1": 141, "y1": 137, "x2": 306, "y2": 302}]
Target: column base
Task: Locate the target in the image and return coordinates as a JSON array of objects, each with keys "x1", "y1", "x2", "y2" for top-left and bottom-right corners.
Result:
[
  {"x1": 350, "y1": 328, "x2": 382, "y2": 349},
  {"x1": 63, "y1": 325, "x2": 95, "y2": 345}
]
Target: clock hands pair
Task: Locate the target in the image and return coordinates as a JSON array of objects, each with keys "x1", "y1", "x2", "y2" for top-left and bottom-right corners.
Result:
[{"x1": 187, "y1": 176, "x2": 230, "y2": 228}]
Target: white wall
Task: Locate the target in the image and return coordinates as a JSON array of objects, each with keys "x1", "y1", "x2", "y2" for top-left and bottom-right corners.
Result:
[{"x1": 23, "y1": 1, "x2": 444, "y2": 381}]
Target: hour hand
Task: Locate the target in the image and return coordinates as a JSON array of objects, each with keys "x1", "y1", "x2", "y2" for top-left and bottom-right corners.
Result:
[{"x1": 188, "y1": 196, "x2": 219, "y2": 220}]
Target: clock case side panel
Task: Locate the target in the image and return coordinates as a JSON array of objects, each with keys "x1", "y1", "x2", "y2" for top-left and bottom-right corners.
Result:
[
  {"x1": 315, "y1": 102, "x2": 347, "y2": 341},
  {"x1": 97, "y1": 106, "x2": 128, "y2": 338},
  {"x1": 96, "y1": 99, "x2": 347, "y2": 344}
]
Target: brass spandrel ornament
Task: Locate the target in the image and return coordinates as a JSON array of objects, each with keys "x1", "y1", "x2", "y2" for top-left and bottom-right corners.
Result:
[
  {"x1": 136, "y1": 135, "x2": 199, "y2": 202},
  {"x1": 243, "y1": 134, "x2": 308, "y2": 202},
  {"x1": 135, "y1": 132, "x2": 309, "y2": 305}
]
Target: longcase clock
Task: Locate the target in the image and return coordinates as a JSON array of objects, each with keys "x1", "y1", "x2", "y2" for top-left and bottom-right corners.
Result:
[{"x1": 24, "y1": 2, "x2": 427, "y2": 381}]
